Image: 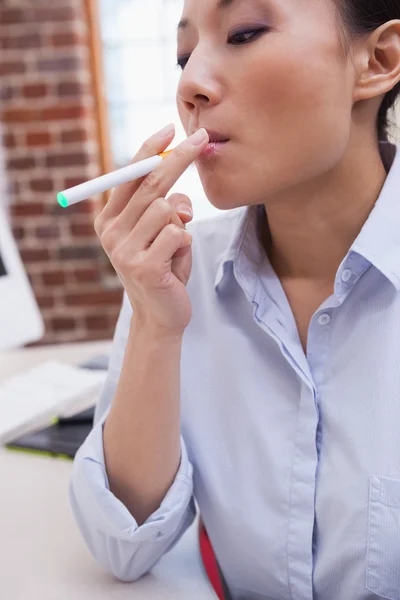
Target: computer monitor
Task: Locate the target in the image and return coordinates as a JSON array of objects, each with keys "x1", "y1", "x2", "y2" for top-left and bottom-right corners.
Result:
[{"x1": 0, "y1": 206, "x2": 44, "y2": 350}]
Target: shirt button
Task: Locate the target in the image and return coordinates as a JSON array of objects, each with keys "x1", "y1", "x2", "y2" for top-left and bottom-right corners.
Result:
[
  {"x1": 318, "y1": 313, "x2": 331, "y2": 326},
  {"x1": 341, "y1": 268, "x2": 352, "y2": 282}
]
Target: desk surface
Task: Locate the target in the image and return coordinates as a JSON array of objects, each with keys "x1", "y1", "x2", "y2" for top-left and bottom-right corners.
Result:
[{"x1": 0, "y1": 340, "x2": 216, "y2": 600}]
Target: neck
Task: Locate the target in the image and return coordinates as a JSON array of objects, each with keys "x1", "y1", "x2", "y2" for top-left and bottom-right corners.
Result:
[{"x1": 262, "y1": 137, "x2": 389, "y2": 285}]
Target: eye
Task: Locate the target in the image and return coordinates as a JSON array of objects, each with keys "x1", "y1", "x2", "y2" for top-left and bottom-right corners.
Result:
[
  {"x1": 176, "y1": 27, "x2": 269, "y2": 71},
  {"x1": 228, "y1": 27, "x2": 268, "y2": 45}
]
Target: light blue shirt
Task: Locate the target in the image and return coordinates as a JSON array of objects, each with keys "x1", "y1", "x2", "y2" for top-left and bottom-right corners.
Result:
[{"x1": 70, "y1": 140, "x2": 400, "y2": 600}]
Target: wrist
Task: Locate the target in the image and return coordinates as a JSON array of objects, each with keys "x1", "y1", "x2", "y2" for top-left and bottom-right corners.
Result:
[{"x1": 129, "y1": 315, "x2": 185, "y2": 343}]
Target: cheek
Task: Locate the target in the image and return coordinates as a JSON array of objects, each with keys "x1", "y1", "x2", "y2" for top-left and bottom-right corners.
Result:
[
  {"x1": 251, "y1": 53, "x2": 343, "y2": 127},
  {"x1": 235, "y1": 31, "x2": 346, "y2": 126},
  {"x1": 239, "y1": 40, "x2": 351, "y2": 172}
]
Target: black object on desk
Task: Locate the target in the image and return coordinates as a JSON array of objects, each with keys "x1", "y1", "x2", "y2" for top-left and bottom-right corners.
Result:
[{"x1": 6, "y1": 406, "x2": 95, "y2": 459}]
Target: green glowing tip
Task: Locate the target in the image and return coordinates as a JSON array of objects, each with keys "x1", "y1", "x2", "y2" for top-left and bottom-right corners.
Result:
[{"x1": 57, "y1": 192, "x2": 68, "y2": 208}]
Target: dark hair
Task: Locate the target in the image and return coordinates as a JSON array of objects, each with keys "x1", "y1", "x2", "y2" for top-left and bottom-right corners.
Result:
[{"x1": 335, "y1": 0, "x2": 400, "y2": 141}]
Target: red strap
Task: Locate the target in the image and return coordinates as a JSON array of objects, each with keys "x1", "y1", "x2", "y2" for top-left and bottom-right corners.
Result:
[{"x1": 198, "y1": 517, "x2": 225, "y2": 600}]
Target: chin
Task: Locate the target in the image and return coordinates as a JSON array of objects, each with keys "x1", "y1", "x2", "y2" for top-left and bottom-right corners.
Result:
[
  {"x1": 203, "y1": 192, "x2": 240, "y2": 211},
  {"x1": 202, "y1": 184, "x2": 257, "y2": 212}
]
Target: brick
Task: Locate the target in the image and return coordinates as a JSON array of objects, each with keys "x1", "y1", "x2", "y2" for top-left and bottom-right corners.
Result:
[
  {"x1": 45, "y1": 152, "x2": 90, "y2": 168},
  {"x1": 63, "y1": 176, "x2": 86, "y2": 188},
  {"x1": 0, "y1": 34, "x2": 42, "y2": 50},
  {"x1": 66, "y1": 289, "x2": 123, "y2": 307},
  {"x1": 85, "y1": 315, "x2": 109, "y2": 331},
  {"x1": 3, "y1": 133, "x2": 16, "y2": 148},
  {"x1": 35, "y1": 294, "x2": 55, "y2": 309},
  {"x1": 0, "y1": 9, "x2": 28, "y2": 25},
  {"x1": 11, "y1": 203, "x2": 46, "y2": 217},
  {"x1": 57, "y1": 81, "x2": 85, "y2": 97},
  {"x1": 2, "y1": 108, "x2": 39, "y2": 124},
  {"x1": 51, "y1": 32, "x2": 83, "y2": 48},
  {"x1": 51, "y1": 317, "x2": 77, "y2": 332},
  {"x1": 51, "y1": 200, "x2": 94, "y2": 216},
  {"x1": 23, "y1": 83, "x2": 48, "y2": 99},
  {"x1": 42, "y1": 270, "x2": 66, "y2": 285},
  {"x1": 37, "y1": 56, "x2": 81, "y2": 73},
  {"x1": 41, "y1": 104, "x2": 87, "y2": 121},
  {"x1": 1, "y1": 104, "x2": 87, "y2": 126},
  {"x1": 27, "y1": 132, "x2": 52, "y2": 147},
  {"x1": 11, "y1": 226, "x2": 25, "y2": 240},
  {"x1": 72, "y1": 267, "x2": 100, "y2": 283},
  {"x1": 30, "y1": 179, "x2": 54, "y2": 192},
  {"x1": 35, "y1": 224, "x2": 60, "y2": 239},
  {"x1": 70, "y1": 223, "x2": 95, "y2": 237},
  {"x1": 61, "y1": 128, "x2": 88, "y2": 143},
  {"x1": 58, "y1": 245, "x2": 100, "y2": 260},
  {"x1": 5, "y1": 105, "x2": 86, "y2": 124},
  {"x1": 7, "y1": 157, "x2": 36, "y2": 170},
  {"x1": 19, "y1": 248, "x2": 50, "y2": 263},
  {"x1": 32, "y1": 7, "x2": 76, "y2": 23},
  {"x1": 0, "y1": 62, "x2": 26, "y2": 76},
  {"x1": 0, "y1": 86, "x2": 14, "y2": 102}
]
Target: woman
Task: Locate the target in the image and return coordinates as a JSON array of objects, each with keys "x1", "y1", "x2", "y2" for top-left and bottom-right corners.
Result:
[{"x1": 70, "y1": 1, "x2": 400, "y2": 598}]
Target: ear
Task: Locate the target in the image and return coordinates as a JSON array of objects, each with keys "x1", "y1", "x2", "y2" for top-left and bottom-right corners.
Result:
[{"x1": 353, "y1": 19, "x2": 400, "y2": 103}]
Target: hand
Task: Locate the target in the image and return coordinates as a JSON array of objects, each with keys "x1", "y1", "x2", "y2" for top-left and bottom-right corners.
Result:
[{"x1": 94, "y1": 124, "x2": 209, "y2": 337}]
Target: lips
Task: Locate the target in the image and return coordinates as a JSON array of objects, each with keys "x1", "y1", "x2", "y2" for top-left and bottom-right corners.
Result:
[{"x1": 202, "y1": 129, "x2": 230, "y2": 143}]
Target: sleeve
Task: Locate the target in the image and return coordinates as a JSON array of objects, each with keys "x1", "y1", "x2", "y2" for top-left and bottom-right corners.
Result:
[{"x1": 69, "y1": 291, "x2": 197, "y2": 582}]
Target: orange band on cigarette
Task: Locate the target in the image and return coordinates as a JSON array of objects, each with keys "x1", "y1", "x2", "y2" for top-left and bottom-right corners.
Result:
[{"x1": 158, "y1": 149, "x2": 174, "y2": 159}]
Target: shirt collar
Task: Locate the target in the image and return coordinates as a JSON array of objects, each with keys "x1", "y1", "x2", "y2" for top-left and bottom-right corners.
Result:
[
  {"x1": 214, "y1": 203, "x2": 262, "y2": 293},
  {"x1": 351, "y1": 140, "x2": 400, "y2": 290},
  {"x1": 215, "y1": 140, "x2": 400, "y2": 293}
]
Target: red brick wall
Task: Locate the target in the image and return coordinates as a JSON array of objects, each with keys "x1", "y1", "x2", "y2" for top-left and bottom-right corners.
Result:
[{"x1": 0, "y1": 1, "x2": 123, "y2": 346}]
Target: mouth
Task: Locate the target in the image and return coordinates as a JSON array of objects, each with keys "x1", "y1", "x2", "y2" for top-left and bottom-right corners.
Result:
[
  {"x1": 198, "y1": 140, "x2": 230, "y2": 160},
  {"x1": 204, "y1": 129, "x2": 230, "y2": 144},
  {"x1": 196, "y1": 129, "x2": 230, "y2": 160}
]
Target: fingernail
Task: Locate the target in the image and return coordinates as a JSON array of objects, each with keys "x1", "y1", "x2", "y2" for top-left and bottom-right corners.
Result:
[
  {"x1": 189, "y1": 128, "x2": 208, "y2": 146},
  {"x1": 177, "y1": 203, "x2": 193, "y2": 217},
  {"x1": 159, "y1": 123, "x2": 175, "y2": 138}
]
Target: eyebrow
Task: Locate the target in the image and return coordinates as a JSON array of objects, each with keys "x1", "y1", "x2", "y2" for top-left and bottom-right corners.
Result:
[{"x1": 178, "y1": 0, "x2": 238, "y2": 32}]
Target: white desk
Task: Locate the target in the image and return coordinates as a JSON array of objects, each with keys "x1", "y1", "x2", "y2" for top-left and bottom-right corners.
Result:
[{"x1": 0, "y1": 340, "x2": 216, "y2": 600}]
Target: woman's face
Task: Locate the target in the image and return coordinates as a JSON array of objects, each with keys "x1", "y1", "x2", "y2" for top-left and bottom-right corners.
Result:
[{"x1": 176, "y1": 0, "x2": 358, "y2": 210}]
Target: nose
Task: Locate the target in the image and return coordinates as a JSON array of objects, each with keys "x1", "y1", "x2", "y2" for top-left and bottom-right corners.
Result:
[{"x1": 177, "y1": 52, "x2": 221, "y2": 113}]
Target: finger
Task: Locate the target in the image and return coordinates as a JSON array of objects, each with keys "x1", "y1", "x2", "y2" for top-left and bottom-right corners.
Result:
[
  {"x1": 101, "y1": 123, "x2": 176, "y2": 221},
  {"x1": 118, "y1": 129, "x2": 208, "y2": 233},
  {"x1": 119, "y1": 197, "x2": 174, "y2": 254},
  {"x1": 167, "y1": 193, "x2": 193, "y2": 224},
  {"x1": 147, "y1": 224, "x2": 192, "y2": 277},
  {"x1": 120, "y1": 194, "x2": 184, "y2": 251}
]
